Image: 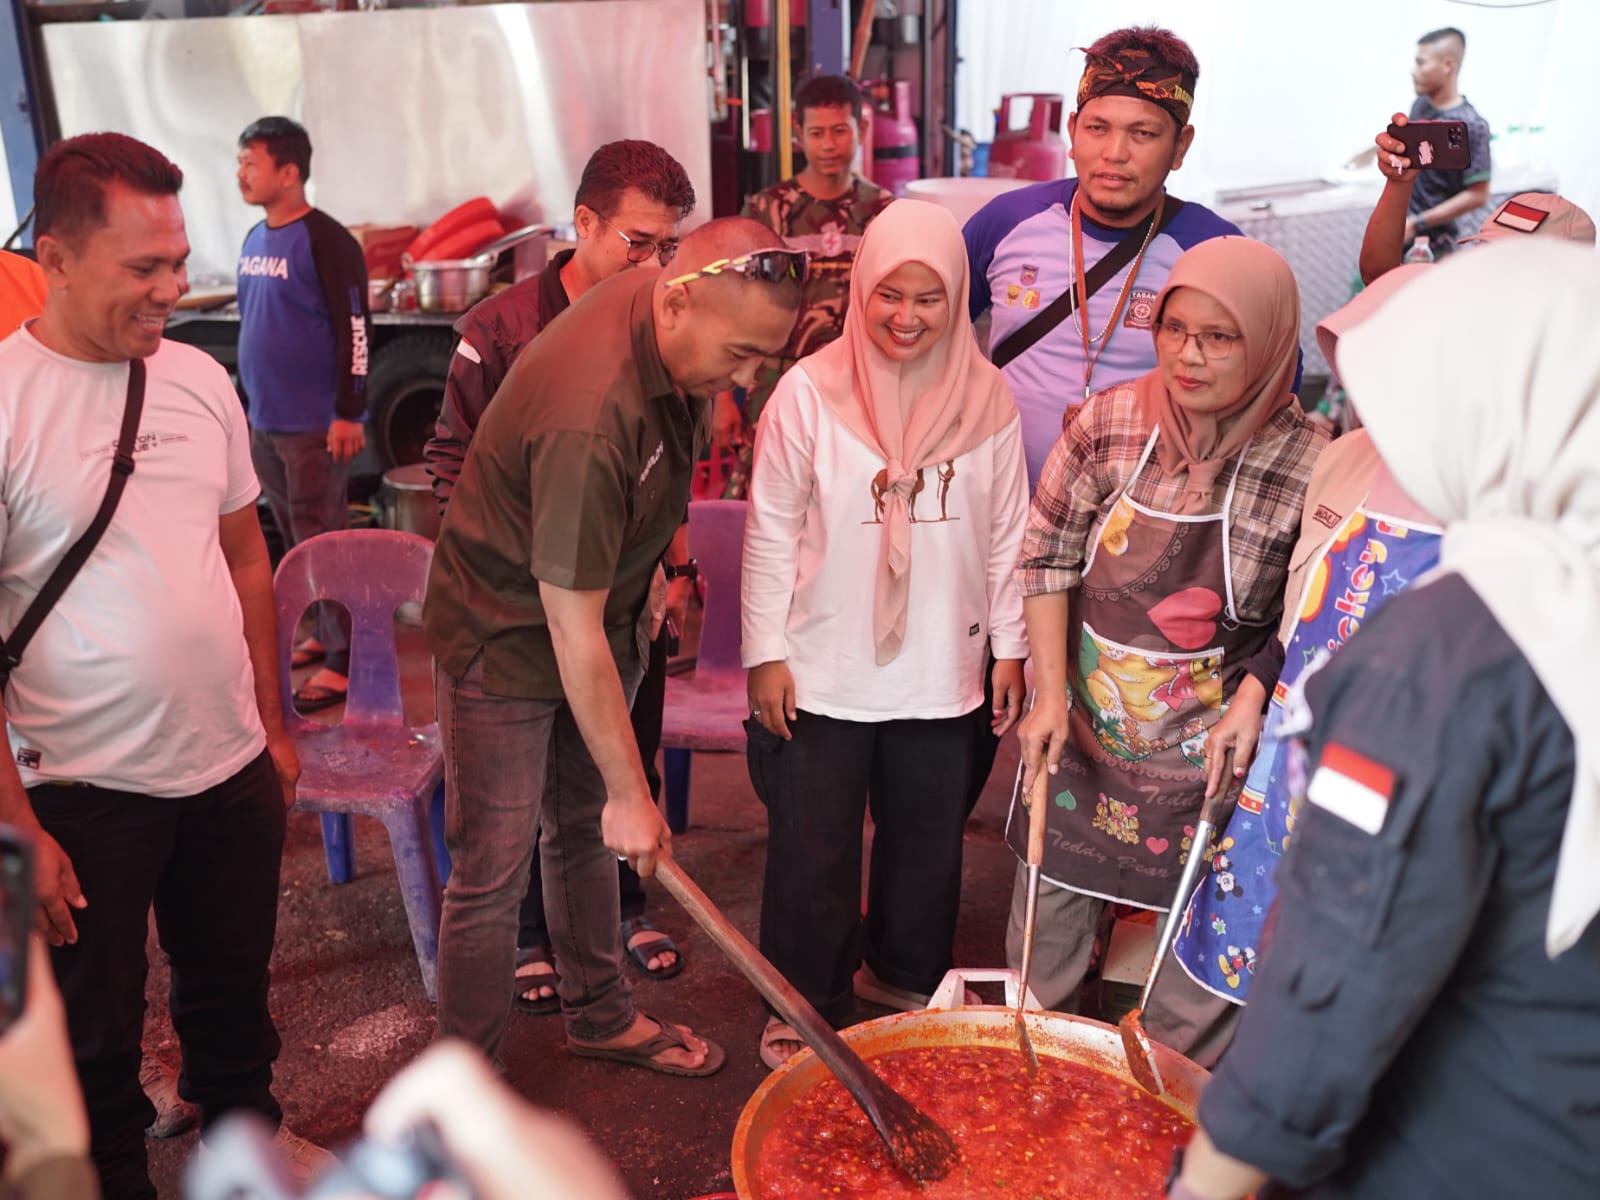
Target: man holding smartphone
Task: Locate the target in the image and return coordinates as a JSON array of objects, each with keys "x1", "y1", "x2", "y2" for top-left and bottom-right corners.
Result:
[{"x1": 1401, "y1": 27, "x2": 1491, "y2": 258}]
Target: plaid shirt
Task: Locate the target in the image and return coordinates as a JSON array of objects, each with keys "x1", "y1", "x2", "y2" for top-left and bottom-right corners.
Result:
[{"x1": 1017, "y1": 381, "x2": 1328, "y2": 625}]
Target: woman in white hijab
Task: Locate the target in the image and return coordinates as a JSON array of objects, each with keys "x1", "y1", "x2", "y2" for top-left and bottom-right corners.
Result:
[
  {"x1": 1170, "y1": 240, "x2": 1600, "y2": 1199},
  {"x1": 741, "y1": 199, "x2": 1029, "y2": 1069}
]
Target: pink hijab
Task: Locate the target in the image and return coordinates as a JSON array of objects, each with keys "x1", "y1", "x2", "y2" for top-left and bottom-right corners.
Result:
[
  {"x1": 1134, "y1": 237, "x2": 1300, "y2": 512},
  {"x1": 803, "y1": 199, "x2": 1017, "y2": 664}
]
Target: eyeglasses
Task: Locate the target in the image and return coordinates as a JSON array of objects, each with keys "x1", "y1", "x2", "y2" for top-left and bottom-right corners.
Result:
[
  {"x1": 664, "y1": 248, "x2": 811, "y2": 289},
  {"x1": 599, "y1": 215, "x2": 680, "y2": 266},
  {"x1": 1155, "y1": 319, "x2": 1243, "y2": 359}
]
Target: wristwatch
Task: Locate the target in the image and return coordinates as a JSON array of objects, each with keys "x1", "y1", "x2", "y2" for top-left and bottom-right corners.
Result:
[{"x1": 664, "y1": 558, "x2": 698, "y2": 583}]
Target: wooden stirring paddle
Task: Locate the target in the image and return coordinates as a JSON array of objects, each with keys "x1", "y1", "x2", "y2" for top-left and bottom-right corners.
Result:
[{"x1": 655, "y1": 855, "x2": 959, "y2": 1187}]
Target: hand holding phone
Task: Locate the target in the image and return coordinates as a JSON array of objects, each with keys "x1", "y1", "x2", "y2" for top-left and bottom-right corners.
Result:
[
  {"x1": 0, "y1": 826, "x2": 33, "y2": 1034},
  {"x1": 1387, "y1": 119, "x2": 1471, "y2": 172},
  {"x1": 0, "y1": 934, "x2": 92, "y2": 1182}
]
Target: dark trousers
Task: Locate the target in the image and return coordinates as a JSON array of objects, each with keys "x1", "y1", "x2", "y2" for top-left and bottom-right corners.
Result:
[
  {"x1": 966, "y1": 653, "x2": 1001, "y2": 815},
  {"x1": 748, "y1": 708, "x2": 978, "y2": 1026},
  {"x1": 516, "y1": 628, "x2": 663, "y2": 947},
  {"x1": 435, "y1": 654, "x2": 641, "y2": 1057},
  {"x1": 31, "y1": 751, "x2": 286, "y2": 1200},
  {"x1": 250, "y1": 427, "x2": 352, "y2": 675}
]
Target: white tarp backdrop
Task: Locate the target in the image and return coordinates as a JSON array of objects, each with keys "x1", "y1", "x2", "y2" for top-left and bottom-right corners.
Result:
[{"x1": 956, "y1": 0, "x2": 1600, "y2": 217}]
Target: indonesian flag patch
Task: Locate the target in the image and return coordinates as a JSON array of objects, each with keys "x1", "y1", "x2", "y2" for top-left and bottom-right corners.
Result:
[
  {"x1": 1492, "y1": 199, "x2": 1550, "y2": 235},
  {"x1": 1306, "y1": 743, "x2": 1395, "y2": 835}
]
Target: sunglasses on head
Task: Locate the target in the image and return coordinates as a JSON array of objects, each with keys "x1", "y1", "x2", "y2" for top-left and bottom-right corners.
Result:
[{"x1": 664, "y1": 248, "x2": 810, "y2": 289}]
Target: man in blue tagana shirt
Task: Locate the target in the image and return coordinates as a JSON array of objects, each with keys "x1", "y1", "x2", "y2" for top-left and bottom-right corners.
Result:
[{"x1": 236, "y1": 116, "x2": 369, "y2": 711}]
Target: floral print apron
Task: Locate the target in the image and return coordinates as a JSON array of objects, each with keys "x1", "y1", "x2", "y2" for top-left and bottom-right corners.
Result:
[{"x1": 1008, "y1": 427, "x2": 1266, "y2": 909}]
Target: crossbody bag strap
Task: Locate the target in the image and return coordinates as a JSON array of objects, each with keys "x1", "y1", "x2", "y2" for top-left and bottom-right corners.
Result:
[
  {"x1": 0, "y1": 357, "x2": 146, "y2": 687},
  {"x1": 990, "y1": 196, "x2": 1187, "y2": 371}
]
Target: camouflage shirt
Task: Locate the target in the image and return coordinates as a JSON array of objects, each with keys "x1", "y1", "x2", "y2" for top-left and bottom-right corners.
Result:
[{"x1": 741, "y1": 176, "x2": 893, "y2": 423}]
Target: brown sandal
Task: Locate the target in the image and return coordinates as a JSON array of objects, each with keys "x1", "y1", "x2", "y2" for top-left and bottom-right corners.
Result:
[{"x1": 567, "y1": 1013, "x2": 725, "y2": 1078}]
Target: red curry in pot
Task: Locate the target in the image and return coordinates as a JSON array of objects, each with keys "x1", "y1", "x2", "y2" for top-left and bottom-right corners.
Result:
[{"x1": 755, "y1": 1045, "x2": 1192, "y2": 1199}]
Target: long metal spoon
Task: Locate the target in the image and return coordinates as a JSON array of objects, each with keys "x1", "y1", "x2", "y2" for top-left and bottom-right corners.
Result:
[
  {"x1": 1014, "y1": 757, "x2": 1049, "y2": 1076},
  {"x1": 1118, "y1": 753, "x2": 1236, "y2": 1095}
]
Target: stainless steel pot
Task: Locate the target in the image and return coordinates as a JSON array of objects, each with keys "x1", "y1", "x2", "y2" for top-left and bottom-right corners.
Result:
[
  {"x1": 408, "y1": 224, "x2": 553, "y2": 313},
  {"x1": 378, "y1": 463, "x2": 440, "y2": 541},
  {"x1": 412, "y1": 259, "x2": 491, "y2": 313},
  {"x1": 731, "y1": 969, "x2": 1208, "y2": 1199}
]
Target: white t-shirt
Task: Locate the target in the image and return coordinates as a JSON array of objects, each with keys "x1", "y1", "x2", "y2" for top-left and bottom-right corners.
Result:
[
  {"x1": 0, "y1": 327, "x2": 266, "y2": 795},
  {"x1": 742, "y1": 363, "x2": 1030, "y2": 722}
]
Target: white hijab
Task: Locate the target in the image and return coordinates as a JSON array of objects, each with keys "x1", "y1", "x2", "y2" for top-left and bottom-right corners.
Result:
[{"x1": 1339, "y1": 240, "x2": 1600, "y2": 958}]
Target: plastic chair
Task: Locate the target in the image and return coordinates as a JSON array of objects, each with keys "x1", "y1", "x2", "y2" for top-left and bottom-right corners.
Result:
[
  {"x1": 275, "y1": 529, "x2": 445, "y2": 1001},
  {"x1": 660, "y1": 500, "x2": 750, "y2": 832}
]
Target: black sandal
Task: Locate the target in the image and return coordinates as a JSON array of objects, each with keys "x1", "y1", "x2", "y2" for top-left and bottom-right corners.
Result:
[
  {"x1": 621, "y1": 915, "x2": 685, "y2": 980},
  {"x1": 512, "y1": 945, "x2": 561, "y2": 1015}
]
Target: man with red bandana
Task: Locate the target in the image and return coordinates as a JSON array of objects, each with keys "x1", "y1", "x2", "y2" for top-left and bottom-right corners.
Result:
[{"x1": 965, "y1": 25, "x2": 1270, "y2": 490}]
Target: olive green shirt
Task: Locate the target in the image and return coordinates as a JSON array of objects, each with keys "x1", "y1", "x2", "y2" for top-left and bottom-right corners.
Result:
[{"x1": 423, "y1": 268, "x2": 703, "y2": 699}]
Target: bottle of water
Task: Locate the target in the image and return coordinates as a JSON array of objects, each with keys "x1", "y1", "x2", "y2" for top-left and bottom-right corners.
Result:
[{"x1": 1404, "y1": 235, "x2": 1435, "y2": 264}]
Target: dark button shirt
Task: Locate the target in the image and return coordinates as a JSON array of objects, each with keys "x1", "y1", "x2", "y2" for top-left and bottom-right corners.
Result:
[
  {"x1": 1201, "y1": 572, "x2": 1600, "y2": 1199},
  {"x1": 423, "y1": 268, "x2": 703, "y2": 699},
  {"x1": 425, "y1": 249, "x2": 575, "y2": 509},
  {"x1": 1406, "y1": 96, "x2": 1493, "y2": 238}
]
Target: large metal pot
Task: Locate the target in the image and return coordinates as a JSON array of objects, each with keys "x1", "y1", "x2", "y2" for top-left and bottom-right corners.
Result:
[
  {"x1": 409, "y1": 224, "x2": 553, "y2": 313},
  {"x1": 731, "y1": 971, "x2": 1208, "y2": 1199},
  {"x1": 378, "y1": 463, "x2": 441, "y2": 541}
]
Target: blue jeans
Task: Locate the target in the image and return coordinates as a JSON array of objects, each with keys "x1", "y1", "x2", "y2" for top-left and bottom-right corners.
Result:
[
  {"x1": 435, "y1": 653, "x2": 641, "y2": 1061},
  {"x1": 249, "y1": 427, "x2": 351, "y2": 674},
  {"x1": 516, "y1": 628, "x2": 664, "y2": 947}
]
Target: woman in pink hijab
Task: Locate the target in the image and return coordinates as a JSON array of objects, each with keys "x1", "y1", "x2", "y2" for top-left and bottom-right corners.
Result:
[
  {"x1": 741, "y1": 199, "x2": 1029, "y2": 1069},
  {"x1": 1010, "y1": 237, "x2": 1326, "y2": 1063}
]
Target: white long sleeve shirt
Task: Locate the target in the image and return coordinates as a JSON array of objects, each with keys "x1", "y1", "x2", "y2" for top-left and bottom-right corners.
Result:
[{"x1": 741, "y1": 364, "x2": 1030, "y2": 722}]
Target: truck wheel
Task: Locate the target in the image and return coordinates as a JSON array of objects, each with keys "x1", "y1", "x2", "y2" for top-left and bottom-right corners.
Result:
[{"x1": 367, "y1": 333, "x2": 454, "y2": 469}]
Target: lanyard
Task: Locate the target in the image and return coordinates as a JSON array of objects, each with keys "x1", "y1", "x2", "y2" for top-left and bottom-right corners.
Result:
[{"x1": 1070, "y1": 191, "x2": 1165, "y2": 400}]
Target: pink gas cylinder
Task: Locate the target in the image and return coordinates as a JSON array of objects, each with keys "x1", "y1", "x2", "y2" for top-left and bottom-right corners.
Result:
[
  {"x1": 988, "y1": 93, "x2": 1067, "y2": 181},
  {"x1": 864, "y1": 79, "x2": 920, "y2": 197}
]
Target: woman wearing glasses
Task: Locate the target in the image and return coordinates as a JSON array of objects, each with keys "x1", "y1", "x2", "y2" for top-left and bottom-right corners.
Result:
[
  {"x1": 1011, "y1": 237, "x2": 1326, "y2": 1061},
  {"x1": 741, "y1": 199, "x2": 1029, "y2": 1069}
]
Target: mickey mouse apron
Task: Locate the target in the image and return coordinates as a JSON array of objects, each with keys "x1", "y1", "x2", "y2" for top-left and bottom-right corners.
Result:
[
  {"x1": 1007, "y1": 427, "x2": 1267, "y2": 909},
  {"x1": 1172, "y1": 506, "x2": 1442, "y2": 1000}
]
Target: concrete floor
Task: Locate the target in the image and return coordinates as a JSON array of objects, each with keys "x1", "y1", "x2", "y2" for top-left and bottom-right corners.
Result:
[{"x1": 141, "y1": 621, "x2": 1030, "y2": 1199}]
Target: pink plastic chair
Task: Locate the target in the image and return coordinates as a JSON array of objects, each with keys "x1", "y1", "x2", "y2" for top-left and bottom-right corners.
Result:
[
  {"x1": 274, "y1": 529, "x2": 444, "y2": 1001},
  {"x1": 661, "y1": 500, "x2": 749, "y2": 832}
]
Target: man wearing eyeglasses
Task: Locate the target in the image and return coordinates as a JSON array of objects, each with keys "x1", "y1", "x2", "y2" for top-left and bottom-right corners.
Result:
[
  {"x1": 428, "y1": 140, "x2": 695, "y2": 509},
  {"x1": 423, "y1": 219, "x2": 803, "y2": 1076},
  {"x1": 425, "y1": 140, "x2": 697, "y2": 1017}
]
